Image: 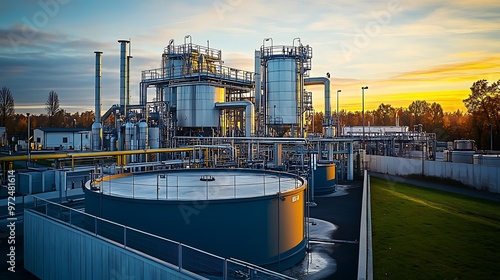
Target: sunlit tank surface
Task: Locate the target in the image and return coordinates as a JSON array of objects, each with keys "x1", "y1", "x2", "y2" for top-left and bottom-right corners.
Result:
[
  {"x1": 266, "y1": 57, "x2": 299, "y2": 125},
  {"x1": 84, "y1": 168, "x2": 307, "y2": 271},
  {"x1": 312, "y1": 162, "x2": 336, "y2": 195},
  {"x1": 176, "y1": 84, "x2": 225, "y2": 127}
]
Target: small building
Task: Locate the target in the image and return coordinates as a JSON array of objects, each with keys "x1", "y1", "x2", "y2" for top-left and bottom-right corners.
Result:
[{"x1": 33, "y1": 127, "x2": 91, "y2": 150}]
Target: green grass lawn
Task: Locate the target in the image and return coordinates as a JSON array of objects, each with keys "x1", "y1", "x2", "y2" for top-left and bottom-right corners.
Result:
[{"x1": 371, "y1": 177, "x2": 500, "y2": 280}]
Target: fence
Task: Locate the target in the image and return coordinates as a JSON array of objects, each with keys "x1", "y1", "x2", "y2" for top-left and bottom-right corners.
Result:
[{"x1": 25, "y1": 196, "x2": 295, "y2": 280}]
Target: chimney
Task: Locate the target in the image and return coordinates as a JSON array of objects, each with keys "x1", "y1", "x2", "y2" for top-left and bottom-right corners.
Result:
[
  {"x1": 118, "y1": 40, "x2": 130, "y2": 114},
  {"x1": 92, "y1": 51, "x2": 103, "y2": 150},
  {"x1": 94, "y1": 51, "x2": 102, "y2": 123}
]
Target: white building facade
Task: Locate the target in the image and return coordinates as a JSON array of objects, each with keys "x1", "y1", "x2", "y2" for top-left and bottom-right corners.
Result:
[{"x1": 33, "y1": 128, "x2": 91, "y2": 150}]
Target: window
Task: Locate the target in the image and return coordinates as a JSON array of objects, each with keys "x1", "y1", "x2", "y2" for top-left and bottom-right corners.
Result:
[
  {"x1": 63, "y1": 137, "x2": 68, "y2": 143},
  {"x1": 36, "y1": 137, "x2": 41, "y2": 143}
]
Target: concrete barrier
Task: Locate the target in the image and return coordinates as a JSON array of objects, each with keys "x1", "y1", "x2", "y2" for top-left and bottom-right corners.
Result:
[
  {"x1": 366, "y1": 155, "x2": 500, "y2": 193},
  {"x1": 357, "y1": 170, "x2": 373, "y2": 280}
]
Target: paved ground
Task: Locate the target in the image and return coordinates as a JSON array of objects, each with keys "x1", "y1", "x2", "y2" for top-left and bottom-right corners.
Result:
[
  {"x1": 310, "y1": 181, "x2": 363, "y2": 280},
  {"x1": 285, "y1": 180, "x2": 363, "y2": 280}
]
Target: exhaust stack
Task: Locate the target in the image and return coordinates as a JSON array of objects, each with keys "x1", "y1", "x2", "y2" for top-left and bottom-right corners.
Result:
[
  {"x1": 92, "y1": 51, "x2": 103, "y2": 150},
  {"x1": 118, "y1": 40, "x2": 130, "y2": 114}
]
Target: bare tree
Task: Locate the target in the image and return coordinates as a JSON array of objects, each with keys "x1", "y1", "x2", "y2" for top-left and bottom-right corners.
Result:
[
  {"x1": 0, "y1": 87, "x2": 15, "y2": 127},
  {"x1": 46, "y1": 90, "x2": 60, "y2": 126}
]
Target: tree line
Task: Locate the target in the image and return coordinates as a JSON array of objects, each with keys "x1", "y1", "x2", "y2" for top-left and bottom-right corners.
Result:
[
  {"x1": 309, "y1": 79, "x2": 499, "y2": 150},
  {"x1": 0, "y1": 87, "x2": 95, "y2": 143},
  {"x1": 1, "y1": 79, "x2": 499, "y2": 149}
]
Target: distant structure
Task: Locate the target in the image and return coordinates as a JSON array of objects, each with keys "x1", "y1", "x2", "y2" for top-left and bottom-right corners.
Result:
[{"x1": 33, "y1": 127, "x2": 91, "y2": 150}]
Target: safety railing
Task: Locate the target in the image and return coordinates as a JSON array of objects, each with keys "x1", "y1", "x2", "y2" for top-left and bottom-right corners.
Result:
[
  {"x1": 141, "y1": 63, "x2": 254, "y2": 85},
  {"x1": 90, "y1": 172, "x2": 303, "y2": 200},
  {"x1": 25, "y1": 196, "x2": 296, "y2": 280}
]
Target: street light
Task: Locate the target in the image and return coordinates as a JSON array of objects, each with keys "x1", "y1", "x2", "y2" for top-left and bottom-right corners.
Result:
[
  {"x1": 361, "y1": 86, "x2": 369, "y2": 149},
  {"x1": 490, "y1": 123, "x2": 493, "y2": 150},
  {"x1": 337, "y1": 89, "x2": 341, "y2": 136},
  {"x1": 27, "y1": 113, "x2": 30, "y2": 167}
]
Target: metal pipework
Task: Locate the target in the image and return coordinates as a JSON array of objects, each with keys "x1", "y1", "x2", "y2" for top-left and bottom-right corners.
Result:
[
  {"x1": 254, "y1": 50, "x2": 261, "y2": 115},
  {"x1": 118, "y1": 40, "x2": 130, "y2": 114},
  {"x1": 304, "y1": 77, "x2": 331, "y2": 125},
  {"x1": 215, "y1": 101, "x2": 255, "y2": 137},
  {"x1": 127, "y1": 54, "x2": 132, "y2": 107}
]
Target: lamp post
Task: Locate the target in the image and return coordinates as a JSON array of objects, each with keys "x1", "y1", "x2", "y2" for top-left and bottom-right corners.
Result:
[
  {"x1": 490, "y1": 123, "x2": 493, "y2": 150},
  {"x1": 27, "y1": 113, "x2": 30, "y2": 167},
  {"x1": 361, "y1": 86, "x2": 368, "y2": 149},
  {"x1": 337, "y1": 89, "x2": 341, "y2": 136}
]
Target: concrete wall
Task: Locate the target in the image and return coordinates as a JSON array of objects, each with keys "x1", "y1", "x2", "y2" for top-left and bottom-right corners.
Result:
[
  {"x1": 366, "y1": 155, "x2": 500, "y2": 193},
  {"x1": 24, "y1": 210, "x2": 195, "y2": 280}
]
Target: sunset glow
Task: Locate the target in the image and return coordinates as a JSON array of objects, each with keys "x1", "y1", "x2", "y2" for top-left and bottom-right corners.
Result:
[{"x1": 0, "y1": 0, "x2": 499, "y2": 114}]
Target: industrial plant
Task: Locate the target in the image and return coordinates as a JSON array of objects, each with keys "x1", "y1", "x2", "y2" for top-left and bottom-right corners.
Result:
[{"x1": 2, "y1": 35, "x2": 499, "y2": 280}]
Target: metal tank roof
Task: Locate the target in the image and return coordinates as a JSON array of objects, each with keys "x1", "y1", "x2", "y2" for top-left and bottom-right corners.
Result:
[{"x1": 91, "y1": 169, "x2": 303, "y2": 200}]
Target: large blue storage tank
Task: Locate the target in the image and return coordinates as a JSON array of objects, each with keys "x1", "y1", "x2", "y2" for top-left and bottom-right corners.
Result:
[{"x1": 84, "y1": 168, "x2": 306, "y2": 271}]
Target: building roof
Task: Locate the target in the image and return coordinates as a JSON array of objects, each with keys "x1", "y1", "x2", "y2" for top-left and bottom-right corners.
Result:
[{"x1": 35, "y1": 127, "x2": 91, "y2": 133}]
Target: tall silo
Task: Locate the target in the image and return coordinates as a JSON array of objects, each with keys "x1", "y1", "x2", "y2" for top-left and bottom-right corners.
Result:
[{"x1": 261, "y1": 41, "x2": 312, "y2": 137}]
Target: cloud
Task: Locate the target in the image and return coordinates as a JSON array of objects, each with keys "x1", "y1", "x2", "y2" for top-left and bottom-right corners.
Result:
[{"x1": 393, "y1": 57, "x2": 500, "y2": 81}]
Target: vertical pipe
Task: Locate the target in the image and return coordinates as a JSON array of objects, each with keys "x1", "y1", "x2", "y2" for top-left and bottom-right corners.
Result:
[
  {"x1": 254, "y1": 50, "x2": 261, "y2": 119},
  {"x1": 94, "y1": 51, "x2": 102, "y2": 123},
  {"x1": 27, "y1": 113, "x2": 30, "y2": 166},
  {"x1": 127, "y1": 55, "x2": 132, "y2": 107},
  {"x1": 92, "y1": 51, "x2": 103, "y2": 151},
  {"x1": 118, "y1": 40, "x2": 130, "y2": 114}
]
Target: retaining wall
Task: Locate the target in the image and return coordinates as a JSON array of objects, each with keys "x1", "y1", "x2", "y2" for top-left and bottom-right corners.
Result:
[{"x1": 366, "y1": 155, "x2": 500, "y2": 193}]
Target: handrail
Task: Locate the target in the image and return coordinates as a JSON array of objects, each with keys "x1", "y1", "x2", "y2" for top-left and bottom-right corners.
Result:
[
  {"x1": 25, "y1": 195, "x2": 296, "y2": 280},
  {"x1": 229, "y1": 258, "x2": 297, "y2": 280},
  {"x1": 141, "y1": 63, "x2": 254, "y2": 84}
]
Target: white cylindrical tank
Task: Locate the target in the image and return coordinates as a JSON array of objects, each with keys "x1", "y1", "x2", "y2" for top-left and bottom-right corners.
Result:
[
  {"x1": 148, "y1": 127, "x2": 160, "y2": 149},
  {"x1": 110, "y1": 136, "x2": 116, "y2": 151},
  {"x1": 454, "y1": 140, "x2": 475, "y2": 151},
  {"x1": 266, "y1": 57, "x2": 299, "y2": 125},
  {"x1": 138, "y1": 120, "x2": 148, "y2": 150},
  {"x1": 124, "y1": 122, "x2": 136, "y2": 151},
  {"x1": 177, "y1": 85, "x2": 225, "y2": 127}
]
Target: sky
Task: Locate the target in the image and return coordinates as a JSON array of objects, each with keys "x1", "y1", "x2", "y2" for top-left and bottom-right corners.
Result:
[{"x1": 1, "y1": 0, "x2": 499, "y2": 116}]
